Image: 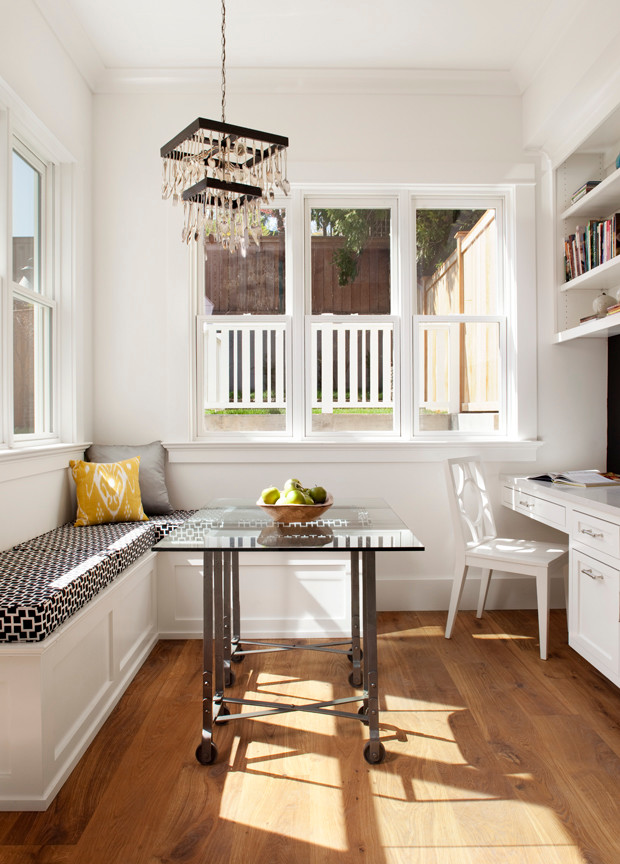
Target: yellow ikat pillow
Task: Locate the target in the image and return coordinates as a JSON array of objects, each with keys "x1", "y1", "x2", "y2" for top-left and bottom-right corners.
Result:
[{"x1": 69, "y1": 457, "x2": 148, "y2": 527}]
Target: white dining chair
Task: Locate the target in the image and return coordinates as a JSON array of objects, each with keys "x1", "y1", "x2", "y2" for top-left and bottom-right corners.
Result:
[{"x1": 444, "y1": 457, "x2": 569, "y2": 660}]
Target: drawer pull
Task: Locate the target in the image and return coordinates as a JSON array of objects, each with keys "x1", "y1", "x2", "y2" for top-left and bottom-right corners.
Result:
[
  {"x1": 581, "y1": 567, "x2": 603, "y2": 581},
  {"x1": 580, "y1": 527, "x2": 604, "y2": 539},
  {"x1": 518, "y1": 500, "x2": 535, "y2": 509}
]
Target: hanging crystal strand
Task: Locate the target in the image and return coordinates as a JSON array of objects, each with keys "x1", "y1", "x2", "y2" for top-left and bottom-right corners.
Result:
[{"x1": 281, "y1": 148, "x2": 290, "y2": 195}]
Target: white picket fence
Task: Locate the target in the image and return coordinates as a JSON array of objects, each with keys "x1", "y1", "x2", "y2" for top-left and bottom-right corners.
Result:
[
  {"x1": 199, "y1": 316, "x2": 395, "y2": 413},
  {"x1": 201, "y1": 318, "x2": 287, "y2": 410},
  {"x1": 308, "y1": 317, "x2": 395, "y2": 413}
]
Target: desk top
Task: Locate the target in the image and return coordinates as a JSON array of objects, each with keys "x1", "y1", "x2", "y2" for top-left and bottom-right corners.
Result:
[
  {"x1": 504, "y1": 475, "x2": 620, "y2": 521},
  {"x1": 153, "y1": 497, "x2": 425, "y2": 552}
]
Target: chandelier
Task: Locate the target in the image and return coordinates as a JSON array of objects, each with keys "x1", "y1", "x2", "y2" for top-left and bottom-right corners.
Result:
[{"x1": 160, "y1": 0, "x2": 289, "y2": 256}]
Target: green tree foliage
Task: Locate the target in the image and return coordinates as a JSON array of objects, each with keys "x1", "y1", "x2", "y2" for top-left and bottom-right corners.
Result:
[
  {"x1": 313, "y1": 209, "x2": 387, "y2": 286},
  {"x1": 416, "y1": 209, "x2": 485, "y2": 278}
]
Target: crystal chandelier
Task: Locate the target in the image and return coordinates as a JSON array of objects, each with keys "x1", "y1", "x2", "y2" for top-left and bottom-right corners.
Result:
[{"x1": 160, "y1": 0, "x2": 289, "y2": 256}]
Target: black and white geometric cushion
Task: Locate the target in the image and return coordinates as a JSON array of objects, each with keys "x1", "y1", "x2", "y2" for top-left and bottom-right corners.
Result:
[{"x1": 0, "y1": 510, "x2": 195, "y2": 643}]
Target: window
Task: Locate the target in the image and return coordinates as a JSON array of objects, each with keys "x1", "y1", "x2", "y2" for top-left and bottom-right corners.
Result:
[
  {"x1": 197, "y1": 209, "x2": 289, "y2": 435},
  {"x1": 413, "y1": 202, "x2": 506, "y2": 436},
  {"x1": 11, "y1": 144, "x2": 55, "y2": 439},
  {"x1": 0, "y1": 101, "x2": 71, "y2": 453},
  {"x1": 306, "y1": 204, "x2": 397, "y2": 434},
  {"x1": 195, "y1": 188, "x2": 517, "y2": 442}
]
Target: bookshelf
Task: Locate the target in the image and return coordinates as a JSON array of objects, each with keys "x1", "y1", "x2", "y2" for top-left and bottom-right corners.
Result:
[{"x1": 555, "y1": 114, "x2": 620, "y2": 343}]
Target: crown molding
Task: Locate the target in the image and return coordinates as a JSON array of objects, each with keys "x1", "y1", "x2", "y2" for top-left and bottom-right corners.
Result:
[{"x1": 94, "y1": 66, "x2": 520, "y2": 97}]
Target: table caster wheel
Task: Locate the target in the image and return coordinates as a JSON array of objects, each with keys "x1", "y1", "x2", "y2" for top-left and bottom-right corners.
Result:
[
  {"x1": 363, "y1": 741, "x2": 385, "y2": 764},
  {"x1": 225, "y1": 670, "x2": 236, "y2": 687},
  {"x1": 347, "y1": 649, "x2": 363, "y2": 663},
  {"x1": 357, "y1": 704, "x2": 368, "y2": 715},
  {"x1": 357, "y1": 705, "x2": 369, "y2": 725},
  {"x1": 231, "y1": 652, "x2": 245, "y2": 664},
  {"x1": 196, "y1": 741, "x2": 218, "y2": 765},
  {"x1": 348, "y1": 671, "x2": 362, "y2": 688}
]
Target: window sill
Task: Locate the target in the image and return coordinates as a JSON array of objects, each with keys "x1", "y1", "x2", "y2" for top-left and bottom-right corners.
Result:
[
  {"x1": 164, "y1": 439, "x2": 542, "y2": 464},
  {"x1": 0, "y1": 442, "x2": 90, "y2": 483}
]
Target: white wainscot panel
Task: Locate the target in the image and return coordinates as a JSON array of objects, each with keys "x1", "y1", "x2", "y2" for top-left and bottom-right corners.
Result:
[{"x1": 157, "y1": 552, "x2": 351, "y2": 638}]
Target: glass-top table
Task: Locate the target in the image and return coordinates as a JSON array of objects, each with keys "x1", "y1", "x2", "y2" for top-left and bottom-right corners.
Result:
[{"x1": 154, "y1": 498, "x2": 424, "y2": 764}]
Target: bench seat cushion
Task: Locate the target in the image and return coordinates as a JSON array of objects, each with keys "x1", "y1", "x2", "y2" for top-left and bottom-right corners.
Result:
[{"x1": 0, "y1": 511, "x2": 194, "y2": 643}]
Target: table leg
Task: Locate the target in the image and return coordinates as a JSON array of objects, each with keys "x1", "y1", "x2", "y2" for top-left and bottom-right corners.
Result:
[
  {"x1": 214, "y1": 551, "x2": 225, "y2": 699},
  {"x1": 197, "y1": 550, "x2": 216, "y2": 765},
  {"x1": 230, "y1": 550, "x2": 242, "y2": 664},
  {"x1": 361, "y1": 549, "x2": 385, "y2": 764},
  {"x1": 223, "y1": 552, "x2": 234, "y2": 686},
  {"x1": 349, "y1": 550, "x2": 362, "y2": 687}
]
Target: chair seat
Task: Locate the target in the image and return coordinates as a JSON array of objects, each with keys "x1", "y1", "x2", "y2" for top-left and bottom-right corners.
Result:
[{"x1": 467, "y1": 538, "x2": 568, "y2": 569}]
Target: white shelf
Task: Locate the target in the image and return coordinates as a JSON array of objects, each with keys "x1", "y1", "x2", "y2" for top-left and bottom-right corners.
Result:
[
  {"x1": 554, "y1": 312, "x2": 620, "y2": 343},
  {"x1": 562, "y1": 167, "x2": 620, "y2": 220},
  {"x1": 560, "y1": 253, "x2": 620, "y2": 294}
]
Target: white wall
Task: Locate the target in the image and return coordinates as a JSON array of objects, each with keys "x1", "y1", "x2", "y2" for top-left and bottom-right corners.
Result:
[{"x1": 0, "y1": 0, "x2": 93, "y2": 546}]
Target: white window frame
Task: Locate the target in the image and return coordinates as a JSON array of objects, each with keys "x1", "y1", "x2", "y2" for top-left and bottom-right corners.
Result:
[
  {"x1": 191, "y1": 183, "x2": 535, "y2": 446},
  {"x1": 10, "y1": 139, "x2": 57, "y2": 443},
  {"x1": 411, "y1": 193, "x2": 509, "y2": 438},
  {"x1": 303, "y1": 195, "x2": 400, "y2": 439},
  {"x1": 0, "y1": 90, "x2": 76, "y2": 455}
]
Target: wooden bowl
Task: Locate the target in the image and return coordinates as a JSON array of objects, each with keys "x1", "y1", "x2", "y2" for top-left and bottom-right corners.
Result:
[{"x1": 256, "y1": 494, "x2": 333, "y2": 524}]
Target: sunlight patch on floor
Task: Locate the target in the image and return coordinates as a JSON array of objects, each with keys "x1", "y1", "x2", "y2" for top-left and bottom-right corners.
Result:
[{"x1": 219, "y1": 740, "x2": 349, "y2": 850}]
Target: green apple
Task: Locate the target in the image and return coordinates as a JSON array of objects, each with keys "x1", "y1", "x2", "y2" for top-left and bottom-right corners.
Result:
[
  {"x1": 285, "y1": 487, "x2": 306, "y2": 504},
  {"x1": 283, "y1": 478, "x2": 302, "y2": 493},
  {"x1": 261, "y1": 486, "x2": 280, "y2": 505},
  {"x1": 302, "y1": 492, "x2": 315, "y2": 505},
  {"x1": 308, "y1": 486, "x2": 327, "y2": 504}
]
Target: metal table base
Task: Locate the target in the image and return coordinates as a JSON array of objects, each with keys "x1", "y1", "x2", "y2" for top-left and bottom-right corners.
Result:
[{"x1": 196, "y1": 548, "x2": 386, "y2": 766}]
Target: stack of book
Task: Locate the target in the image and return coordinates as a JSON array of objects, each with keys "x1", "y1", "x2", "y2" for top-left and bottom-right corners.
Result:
[
  {"x1": 571, "y1": 180, "x2": 601, "y2": 204},
  {"x1": 606, "y1": 302, "x2": 620, "y2": 315},
  {"x1": 564, "y1": 212, "x2": 620, "y2": 281}
]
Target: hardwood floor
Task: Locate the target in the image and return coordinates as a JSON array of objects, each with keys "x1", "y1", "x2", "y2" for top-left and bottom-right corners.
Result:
[{"x1": 1, "y1": 611, "x2": 619, "y2": 863}]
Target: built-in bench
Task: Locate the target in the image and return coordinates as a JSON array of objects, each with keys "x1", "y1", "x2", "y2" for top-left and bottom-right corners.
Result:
[{"x1": 0, "y1": 510, "x2": 193, "y2": 810}]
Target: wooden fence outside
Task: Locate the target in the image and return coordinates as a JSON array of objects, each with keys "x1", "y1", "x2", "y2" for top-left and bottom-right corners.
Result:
[{"x1": 420, "y1": 210, "x2": 499, "y2": 414}]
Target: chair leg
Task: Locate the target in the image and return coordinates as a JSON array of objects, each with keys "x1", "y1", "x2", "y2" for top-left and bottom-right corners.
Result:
[
  {"x1": 563, "y1": 563, "x2": 569, "y2": 628},
  {"x1": 476, "y1": 568, "x2": 492, "y2": 618},
  {"x1": 535, "y1": 569, "x2": 551, "y2": 660},
  {"x1": 445, "y1": 564, "x2": 468, "y2": 639}
]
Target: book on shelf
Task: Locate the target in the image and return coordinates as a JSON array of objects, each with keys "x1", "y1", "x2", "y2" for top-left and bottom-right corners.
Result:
[
  {"x1": 564, "y1": 212, "x2": 620, "y2": 281},
  {"x1": 571, "y1": 180, "x2": 601, "y2": 203},
  {"x1": 607, "y1": 302, "x2": 620, "y2": 315},
  {"x1": 579, "y1": 313, "x2": 599, "y2": 323},
  {"x1": 528, "y1": 469, "x2": 620, "y2": 487}
]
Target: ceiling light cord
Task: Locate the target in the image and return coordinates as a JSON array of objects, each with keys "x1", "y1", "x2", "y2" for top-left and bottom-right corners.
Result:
[{"x1": 221, "y1": 0, "x2": 226, "y2": 124}]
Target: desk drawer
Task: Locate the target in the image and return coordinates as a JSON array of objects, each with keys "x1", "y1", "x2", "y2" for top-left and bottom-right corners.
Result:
[
  {"x1": 504, "y1": 486, "x2": 566, "y2": 530},
  {"x1": 571, "y1": 510, "x2": 620, "y2": 559}
]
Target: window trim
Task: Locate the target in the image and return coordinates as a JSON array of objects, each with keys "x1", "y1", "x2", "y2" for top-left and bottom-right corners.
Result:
[
  {"x1": 11, "y1": 137, "x2": 57, "y2": 442},
  {"x1": 0, "y1": 88, "x2": 76, "y2": 454},
  {"x1": 191, "y1": 182, "x2": 536, "y2": 446}
]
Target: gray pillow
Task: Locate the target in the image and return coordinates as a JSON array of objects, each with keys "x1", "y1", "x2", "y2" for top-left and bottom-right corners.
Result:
[{"x1": 85, "y1": 441, "x2": 173, "y2": 515}]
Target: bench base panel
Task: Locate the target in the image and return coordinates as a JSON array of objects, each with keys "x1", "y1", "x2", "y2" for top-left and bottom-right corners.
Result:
[{"x1": 0, "y1": 551, "x2": 158, "y2": 810}]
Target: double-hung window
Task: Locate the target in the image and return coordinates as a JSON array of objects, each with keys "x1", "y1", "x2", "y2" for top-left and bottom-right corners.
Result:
[
  {"x1": 195, "y1": 186, "x2": 518, "y2": 442},
  {"x1": 305, "y1": 200, "x2": 398, "y2": 435},
  {"x1": 10, "y1": 141, "x2": 55, "y2": 441},
  {"x1": 413, "y1": 199, "x2": 506, "y2": 436}
]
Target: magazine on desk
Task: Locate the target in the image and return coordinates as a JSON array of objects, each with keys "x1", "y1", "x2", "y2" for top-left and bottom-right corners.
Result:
[{"x1": 528, "y1": 469, "x2": 620, "y2": 487}]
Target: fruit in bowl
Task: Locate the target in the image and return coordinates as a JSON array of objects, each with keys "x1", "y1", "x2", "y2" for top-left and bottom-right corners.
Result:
[{"x1": 258, "y1": 479, "x2": 333, "y2": 523}]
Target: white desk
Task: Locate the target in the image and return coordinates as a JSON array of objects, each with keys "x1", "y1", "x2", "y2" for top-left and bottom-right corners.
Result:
[{"x1": 502, "y1": 476, "x2": 620, "y2": 687}]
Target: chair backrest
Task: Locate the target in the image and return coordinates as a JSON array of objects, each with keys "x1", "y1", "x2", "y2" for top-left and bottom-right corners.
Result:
[{"x1": 444, "y1": 457, "x2": 497, "y2": 549}]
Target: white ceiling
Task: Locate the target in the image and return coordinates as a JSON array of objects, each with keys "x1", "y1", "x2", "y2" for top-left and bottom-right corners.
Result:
[{"x1": 34, "y1": 0, "x2": 585, "y2": 94}]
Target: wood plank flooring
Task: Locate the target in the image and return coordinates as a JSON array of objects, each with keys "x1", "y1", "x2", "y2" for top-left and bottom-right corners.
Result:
[{"x1": 1, "y1": 610, "x2": 619, "y2": 864}]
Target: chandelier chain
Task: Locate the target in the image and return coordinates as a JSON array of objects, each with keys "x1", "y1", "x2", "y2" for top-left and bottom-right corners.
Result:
[{"x1": 220, "y1": 0, "x2": 226, "y2": 124}]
